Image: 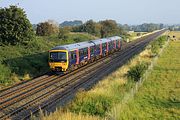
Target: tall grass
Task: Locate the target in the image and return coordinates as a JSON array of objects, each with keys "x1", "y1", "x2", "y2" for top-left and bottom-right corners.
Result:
[{"x1": 34, "y1": 109, "x2": 101, "y2": 120}]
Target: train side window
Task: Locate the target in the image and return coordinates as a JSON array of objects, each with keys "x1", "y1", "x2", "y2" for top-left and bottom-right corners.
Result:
[
  {"x1": 96, "y1": 45, "x2": 100, "y2": 50},
  {"x1": 84, "y1": 48, "x2": 87, "y2": 55},
  {"x1": 71, "y1": 52, "x2": 76, "y2": 59},
  {"x1": 90, "y1": 47, "x2": 94, "y2": 53},
  {"x1": 79, "y1": 49, "x2": 83, "y2": 56},
  {"x1": 102, "y1": 43, "x2": 106, "y2": 49}
]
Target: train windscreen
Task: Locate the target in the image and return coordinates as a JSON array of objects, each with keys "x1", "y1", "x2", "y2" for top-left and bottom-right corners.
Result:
[{"x1": 49, "y1": 52, "x2": 67, "y2": 62}]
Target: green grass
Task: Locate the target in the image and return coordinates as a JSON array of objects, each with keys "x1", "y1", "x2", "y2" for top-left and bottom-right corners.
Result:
[
  {"x1": 118, "y1": 40, "x2": 180, "y2": 120},
  {"x1": 0, "y1": 32, "x2": 96, "y2": 88}
]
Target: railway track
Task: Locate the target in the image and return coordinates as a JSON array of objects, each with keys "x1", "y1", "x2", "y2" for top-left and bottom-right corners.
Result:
[{"x1": 0, "y1": 30, "x2": 166, "y2": 120}]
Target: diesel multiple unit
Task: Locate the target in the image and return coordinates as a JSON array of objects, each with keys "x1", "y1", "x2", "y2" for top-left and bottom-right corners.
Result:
[{"x1": 49, "y1": 36, "x2": 122, "y2": 72}]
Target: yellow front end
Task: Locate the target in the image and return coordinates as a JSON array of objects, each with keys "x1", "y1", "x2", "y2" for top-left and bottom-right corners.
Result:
[{"x1": 49, "y1": 50, "x2": 69, "y2": 72}]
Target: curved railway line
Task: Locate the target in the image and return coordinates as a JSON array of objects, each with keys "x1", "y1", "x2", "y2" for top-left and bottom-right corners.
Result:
[{"x1": 0, "y1": 30, "x2": 166, "y2": 120}]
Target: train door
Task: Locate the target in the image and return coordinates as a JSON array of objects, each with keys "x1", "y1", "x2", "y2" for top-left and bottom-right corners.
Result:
[
  {"x1": 114, "y1": 40, "x2": 116, "y2": 49},
  {"x1": 118, "y1": 39, "x2": 121, "y2": 48},
  {"x1": 100, "y1": 43, "x2": 102, "y2": 56},
  {"x1": 88, "y1": 47, "x2": 90, "y2": 60},
  {"x1": 76, "y1": 49, "x2": 79, "y2": 64},
  {"x1": 106, "y1": 42, "x2": 109, "y2": 53}
]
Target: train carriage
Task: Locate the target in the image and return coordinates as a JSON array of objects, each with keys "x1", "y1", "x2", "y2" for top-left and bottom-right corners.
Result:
[{"x1": 49, "y1": 36, "x2": 122, "y2": 72}]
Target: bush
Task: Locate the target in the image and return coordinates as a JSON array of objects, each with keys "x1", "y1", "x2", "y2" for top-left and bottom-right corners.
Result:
[
  {"x1": 151, "y1": 41, "x2": 159, "y2": 55},
  {"x1": 150, "y1": 36, "x2": 167, "y2": 56},
  {"x1": 0, "y1": 63, "x2": 12, "y2": 85},
  {"x1": 69, "y1": 92, "x2": 112, "y2": 116},
  {"x1": 127, "y1": 62, "x2": 148, "y2": 82}
]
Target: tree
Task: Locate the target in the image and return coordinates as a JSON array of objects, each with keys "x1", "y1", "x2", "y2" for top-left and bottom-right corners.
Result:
[
  {"x1": 36, "y1": 21, "x2": 58, "y2": 36},
  {"x1": 84, "y1": 20, "x2": 101, "y2": 36},
  {"x1": 0, "y1": 6, "x2": 35, "y2": 45},
  {"x1": 71, "y1": 19, "x2": 125, "y2": 38},
  {"x1": 100, "y1": 20, "x2": 119, "y2": 38},
  {"x1": 47, "y1": 19, "x2": 59, "y2": 33}
]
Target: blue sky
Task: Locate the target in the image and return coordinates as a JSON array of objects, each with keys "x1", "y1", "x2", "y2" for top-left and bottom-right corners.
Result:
[{"x1": 0, "y1": 0, "x2": 180, "y2": 25}]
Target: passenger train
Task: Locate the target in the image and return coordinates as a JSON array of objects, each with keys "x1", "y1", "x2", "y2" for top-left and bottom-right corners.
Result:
[{"x1": 49, "y1": 36, "x2": 122, "y2": 72}]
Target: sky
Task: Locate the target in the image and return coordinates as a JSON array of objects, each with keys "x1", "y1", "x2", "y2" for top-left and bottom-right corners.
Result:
[{"x1": 0, "y1": 0, "x2": 180, "y2": 25}]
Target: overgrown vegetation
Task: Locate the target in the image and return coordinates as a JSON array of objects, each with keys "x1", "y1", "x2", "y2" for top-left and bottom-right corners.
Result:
[
  {"x1": 69, "y1": 92, "x2": 112, "y2": 116},
  {"x1": 150, "y1": 35, "x2": 167, "y2": 56},
  {"x1": 127, "y1": 62, "x2": 148, "y2": 82}
]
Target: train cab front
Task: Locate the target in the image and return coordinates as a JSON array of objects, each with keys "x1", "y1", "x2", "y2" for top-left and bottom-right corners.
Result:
[{"x1": 48, "y1": 50, "x2": 69, "y2": 72}]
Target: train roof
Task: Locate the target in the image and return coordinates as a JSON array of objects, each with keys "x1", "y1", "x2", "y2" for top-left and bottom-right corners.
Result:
[
  {"x1": 51, "y1": 36, "x2": 122, "y2": 51},
  {"x1": 51, "y1": 41, "x2": 94, "y2": 51}
]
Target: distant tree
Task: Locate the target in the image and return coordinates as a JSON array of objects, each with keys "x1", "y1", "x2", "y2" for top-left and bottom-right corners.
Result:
[
  {"x1": 0, "y1": 6, "x2": 35, "y2": 45},
  {"x1": 47, "y1": 19, "x2": 59, "y2": 33},
  {"x1": 72, "y1": 19, "x2": 125, "y2": 37},
  {"x1": 130, "y1": 23, "x2": 163, "y2": 32},
  {"x1": 84, "y1": 20, "x2": 101, "y2": 36},
  {"x1": 36, "y1": 20, "x2": 59, "y2": 36},
  {"x1": 99, "y1": 20, "x2": 119, "y2": 38}
]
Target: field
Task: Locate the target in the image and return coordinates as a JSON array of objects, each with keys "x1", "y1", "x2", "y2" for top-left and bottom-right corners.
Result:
[
  {"x1": 118, "y1": 37, "x2": 180, "y2": 119},
  {"x1": 169, "y1": 31, "x2": 180, "y2": 40}
]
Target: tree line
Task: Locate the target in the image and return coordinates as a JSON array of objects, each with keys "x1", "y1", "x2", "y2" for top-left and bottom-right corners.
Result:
[
  {"x1": 0, "y1": 5, "x2": 165, "y2": 46},
  {"x1": 121, "y1": 23, "x2": 164, "y2": 32},
  {"x1": 36, "y1": 19, "x2": 126, "y2": 39}
]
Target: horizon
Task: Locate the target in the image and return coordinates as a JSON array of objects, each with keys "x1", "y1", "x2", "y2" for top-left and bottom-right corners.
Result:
[{"x1": 1, "y1": 0, "x2": 180, "y2": 25}]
